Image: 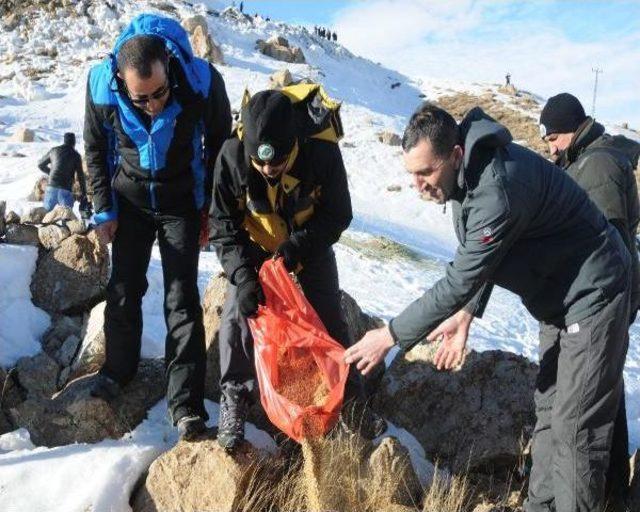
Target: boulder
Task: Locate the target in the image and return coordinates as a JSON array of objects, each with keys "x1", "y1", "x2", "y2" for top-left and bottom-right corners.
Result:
[
  {"x1": 374, "y1": 348, "x2": 537, "y2": 472},
  {"x1": 377, "y1": 131, "x2": 402, "y2": 146},
  {"x1": 21, "y1": 206, "x2": 48, "y2": 223},
  {"x1": 56, "y1": 334, "x2": 81, "y2": 368},
  {"x1": 132, "y1": 437, "x2": 273, "y2": 512},
  {"x1": 4, "y1": 223, "x2": 39, "y2": 245},
  {"x1": 387, "y1": 184, "x2": 402, "y2": 192},
  {"x1": 31, "y1": 233, "x2": 109, "y2": 315},
  {"x1": 38, "y1": 224, "x2": 71, "y2": 250},
  {"x1": 341, "y1": 291, "x2": 386, "y2": 395},
  {"x1": 0, "y1": 366, "x2": 25, "y2": 411},
  {"x1": 256, "y1": 38, "x2": 306, "y2": 64},
  {"x1": 42, "y1": 314, "x2": 83, "y2": 354},
  {"x1": 42, "y1": 204, "x2": 76, "y2": 224},
  {"x1": 182, "y1": 15, "x2": 224, "y2": 64},
  {"x1": 11, "y1": 127, "x2": 35, "y2": 143},
  {"x1": 5, "y1": 210, "x2": 20, "y2": 224},
  {"x1": 15, "y1": 352, "x2": 60, "y2": 399},
  {"x1": 368, "y1": 437, "x2": 422, "y2": 507},
  {"x1": 201, "y1": 273, "x2": 228, "y2": 400},
  {"x1": 8, "y1": 359, "x2": 165, "y2": 447},
  {"x1": 68, "y1": 301, "x2": 106, "y2": 381},
  {"x1": 269, "y1": 68, "x2": 293, "y2": 89},
  {"x1": 66, "y1": 219, "x2": 86, "y2": 235},
  {"x1": 28, "y1": 176, "x2": 48, "y2": 202}
]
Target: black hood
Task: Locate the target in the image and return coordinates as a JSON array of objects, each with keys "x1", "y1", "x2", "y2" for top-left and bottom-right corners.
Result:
[{"x1": 63, "y1": 132, "x2": 76, "y2": 147}]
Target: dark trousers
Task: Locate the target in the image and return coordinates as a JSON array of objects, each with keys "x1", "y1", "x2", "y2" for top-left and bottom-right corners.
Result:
[
  {"x1": 219, "y1": 248, "x2": 362, "y2": 402},
  {"x1": 100, "y1": 199, "x2": 207, "y2": 424},
  {"x1": 525, "y1": 288, "x2": 630, "y2": 512}
]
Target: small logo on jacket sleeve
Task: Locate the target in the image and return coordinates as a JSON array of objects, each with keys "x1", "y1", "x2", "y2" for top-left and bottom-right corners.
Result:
[{"x1": 481, "y1": 227, "x2": 494, "y2": 244}]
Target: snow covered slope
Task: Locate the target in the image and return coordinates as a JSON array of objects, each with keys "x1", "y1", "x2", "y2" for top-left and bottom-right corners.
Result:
[{"x1": 0, "y1": 1, "x2": 638, "y2": 510}]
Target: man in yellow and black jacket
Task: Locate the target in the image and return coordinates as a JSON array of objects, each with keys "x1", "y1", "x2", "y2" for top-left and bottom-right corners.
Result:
[{"x1": 210, "y1": 90, "x2": 371, "y2": 450}]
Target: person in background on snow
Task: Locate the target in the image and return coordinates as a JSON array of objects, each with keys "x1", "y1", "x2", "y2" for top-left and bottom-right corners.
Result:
[
  {"x1": 210, "y1": 89, "x2": 385, "y2": 451},
  {"x1": 83, "y1": 14, "x2": 231, "y2": 440},
  {"x1": 38, "y1": 132, "x2": 88, "y2": 212},
  {"x1": 540, "y1": 92, "x2": 640, "y2": 511},
  {"x1": 345, "y1": 102, "x2": 631, "y2": 512}
]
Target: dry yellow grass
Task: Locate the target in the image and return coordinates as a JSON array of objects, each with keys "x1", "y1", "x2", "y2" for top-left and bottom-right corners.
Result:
[
  {"x1": 233, "y1": 430, "x2": 524, "y2": 512},
  {"x1": 434, "y1": 91, "x2": 549, "y2": 158}
]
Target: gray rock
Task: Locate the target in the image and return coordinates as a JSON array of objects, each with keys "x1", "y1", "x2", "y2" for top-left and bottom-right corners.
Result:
[
  {"x1": 10, "y1": 128, "x2": 34, "y2": 143},
  {"x1": 387, "y1": 184, "x2": 402, "y2": 192},
  {"x1": 56, "y1": 334, "x2": 81, "y2": 367},
  {"x1": 182, "y1": 15, "x2": 224, "y2": 64},
  {"x1": 201, "y1": 273, "x2": 227, "y2": 401},
  {"x1": 368, "y1": 437, "x2": 422, "y2": 507},
  {"x1": 9, "y1": 359, "x2": 165, "y2": 447},
  {"x1": 5, "y1": 210, "x2": 20, "y2": 224},
  {"x1": 374, "y1": 348, "x2": 537, "y2": 472},
  {"x1": 377, "y1": 131, "x2": 402, "y2": 146},
  {"x1": 42, "y1": 315, "x2": 83, "y2": 354},
  {"x1": 66, "y1": 219, "x2": 86, "y2": 235},
  {"x1": 267, "y1": 35, "x2": 289, "y2": 47},
  {"x1": 0, "y1": 366, "x2": 25, "y2": 411},
  {"x1": 4, "y1": 223, "x2": 39, "y2": 245},
  {"x1": 31, "y1": 232, "x2": 109, "y2": 315},
  {"x1": 42, "y1": 205, "x2": 76, "y2": 224},
  {"x1": 22, "y1": 206, "x2": 48, "y2": 224},
  {"x1": 269, "y1": 68, "x2": 293, "y2": 89},
  {"x1": 38, "y1": 224, "x2": 71, "y2": 250},
  {"x1": 69, "y1": 301, "x2": 106, "y2": 381},
  {"x1": 16, "y1": 352, "x2": 60, "y2": 399},
  {"x1": 256, "y1": 38, "x2": 306, "y2": 64},
  {"x1": 132, "y1": 437, "x2": 273, "y2": 512}
]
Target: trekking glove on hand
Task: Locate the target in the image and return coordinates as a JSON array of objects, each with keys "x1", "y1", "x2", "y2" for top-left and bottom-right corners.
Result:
[
  {"x1": 274, "y1": 239, "x2": 301, "y2": 272},
  {"x1": 237, "y1": 278, "x2": 265, "y2": 318}
]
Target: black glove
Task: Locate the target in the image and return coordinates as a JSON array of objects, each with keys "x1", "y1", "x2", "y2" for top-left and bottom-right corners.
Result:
[
  {"x1": 237, "y1": 277, "x2": 265, "y2": 318},
  {"x1": 274, "y1": 238, "x2": 301, "y2": 272}
]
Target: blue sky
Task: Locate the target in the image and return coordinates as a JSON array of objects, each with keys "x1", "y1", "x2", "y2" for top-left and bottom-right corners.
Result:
[{"x1": 232, "y1": 1, "x2": 640, "y2": 127}]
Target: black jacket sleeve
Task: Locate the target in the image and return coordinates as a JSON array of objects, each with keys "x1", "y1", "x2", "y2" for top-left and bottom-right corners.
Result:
[
  {"x1": 75, "y1": 153, "x2": 88, "y2": 197},
  {"x1": 290, "y1": 144, "x2": 353, "y2": 259},
  {"x1": 203, "y1": 65, "x2": 232, "y2": 210},
  {"x1": 83, "y1": 74, "x2": 115, "y2": 221},
  {"x1": 210, "y1": 146, "x2": 258, "y2": 285},
  {"x1": 389, "y1": 181, "x2": 526, "y2": 351},
  {"x1": 38, "y1": 151, "x2": 51, "y2": 174}
]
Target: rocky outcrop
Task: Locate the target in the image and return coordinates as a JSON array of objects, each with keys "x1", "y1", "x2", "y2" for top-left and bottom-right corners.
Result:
[
  {"x1": 11, "y1": 127, "x2": 35, "y2": 142},
  {"x1": 4, "y1": 223, "x2": 39, "y2": 245},
  {"x1": 368, "y1": 437, "x2": 422, "y2": 507},
  {"x1": 133, "y1": 437, "x2": 273, "y2": 512},
  {"x1": 28, "y1": 176, "x2": 48, "y2": 201},
  {"x1": 8, "y1": 359, "x2": 164, "y2": 447},
  {"x1": 269, "y1": 68, "x2": 293, "y2": 89},
  {"x1": 182, "y1": 15, "x2": 224, "y2": 64},
  {"x1": 201, "y1": 273, "x2": 228, "y2": 400},
  {"x1": 377, "y1": 131, "x2": 402, "y2": 146},
  {"x1": 256, "y1": 36, "x2": 305, "y2": 64},
  {"x1": 374, "y1": 348, "x2": 537, "y2": 472},
  {"x1": 31, "y1": 232, "x2": 109, "y2": 315},
  {"x1": 21, "y1": 206, "x2": 48, "y2": 224}
]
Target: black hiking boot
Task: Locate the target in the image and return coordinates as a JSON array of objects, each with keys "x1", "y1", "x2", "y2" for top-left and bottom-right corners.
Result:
[
  {"x1": 217, "y1": 389, "x2": 249, "y2": 451},
  {"x1": 89, "y1": 373, "x2": 121, "y2": 401},
  {"x1": 176, "y1": 414, "x2": 207, "y2": 442},
  {"x1": 339, "y1": 398, "x2": 387, "y2": 440}
]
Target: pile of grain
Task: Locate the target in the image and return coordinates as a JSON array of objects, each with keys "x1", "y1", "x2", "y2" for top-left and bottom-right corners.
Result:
[{"x1": 274, "y1": 346, "x2": 329, "y2": 438}]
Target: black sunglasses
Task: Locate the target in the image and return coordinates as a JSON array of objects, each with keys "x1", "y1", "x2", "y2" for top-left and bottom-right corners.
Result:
[{"x1": 125, "y1": 80, "x2": 171, "y2": 107}]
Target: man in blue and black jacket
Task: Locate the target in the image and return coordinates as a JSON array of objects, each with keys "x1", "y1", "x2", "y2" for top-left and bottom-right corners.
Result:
[{"x1": 83, "y1": 14, "x2": 231, "y2": 440}]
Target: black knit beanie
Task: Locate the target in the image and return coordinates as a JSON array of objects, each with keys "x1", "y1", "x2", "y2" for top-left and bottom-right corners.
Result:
[
  {"x1": 539, "y1": 93, "x2": 587, "y2": 138},
  {"x1": 241, "y1": 90, "x2": 295, "y2": 162}
]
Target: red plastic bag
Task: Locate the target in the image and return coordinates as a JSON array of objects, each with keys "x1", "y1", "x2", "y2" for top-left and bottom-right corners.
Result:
[{"x1": 248, "y1": 258, "x2": 349, "y2": 442}]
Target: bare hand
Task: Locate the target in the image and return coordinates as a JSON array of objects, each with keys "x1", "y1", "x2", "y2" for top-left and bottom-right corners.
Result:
[
  {"x1": 95, "y1": 220, "x2": 118, "y2": 245},
  {"x1": 427, "y1": 309, "x2": 473, "y2": 371},
  {"x1": 344, "y1": 325, "x2": 395, "y2": 376}
]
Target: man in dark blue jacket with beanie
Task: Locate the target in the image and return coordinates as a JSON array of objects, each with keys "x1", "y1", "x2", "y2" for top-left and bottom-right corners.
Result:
[
  {"x1": 83, "y1": 14, "x2": 231, "y2": 440},
  {"x1": 346, "y1": 103, "x2": 631, "y2": 512}
]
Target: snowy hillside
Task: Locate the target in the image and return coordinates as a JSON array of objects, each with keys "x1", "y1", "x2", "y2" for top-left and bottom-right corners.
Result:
[{"x1": 0, "y1": 1, "x2": 639, "y2": 510}]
